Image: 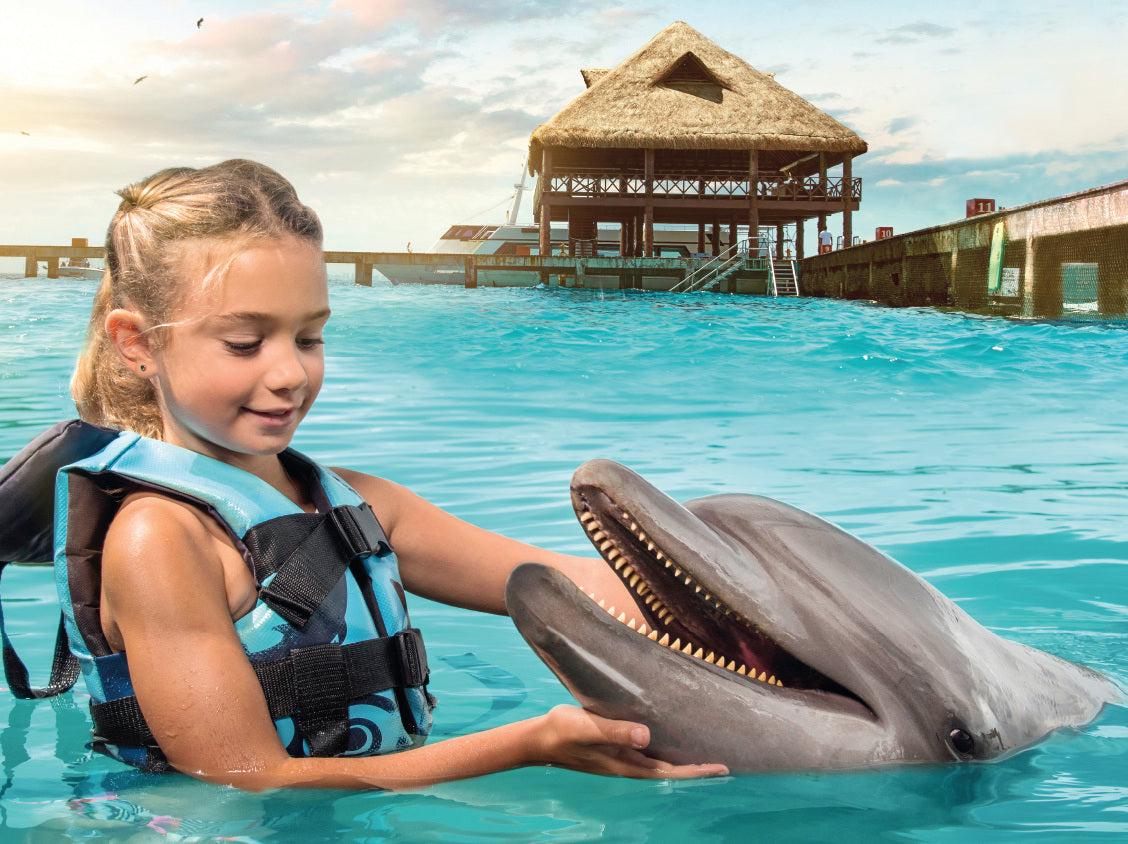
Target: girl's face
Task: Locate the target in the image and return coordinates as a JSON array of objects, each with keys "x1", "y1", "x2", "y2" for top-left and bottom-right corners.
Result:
[{"x1": 150, "y1": 236, "x2": 330, "y2": 473}]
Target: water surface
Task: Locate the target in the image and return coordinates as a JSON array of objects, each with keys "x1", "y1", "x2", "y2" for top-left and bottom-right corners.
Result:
[{"x1": 1, "y1": 277, "x2": 1126, "y2": 840}]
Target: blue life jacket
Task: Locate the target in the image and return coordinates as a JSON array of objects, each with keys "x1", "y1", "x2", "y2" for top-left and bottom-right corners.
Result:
[{"x1": 43, "y1": 426, "x2": 433, "y2": 772}]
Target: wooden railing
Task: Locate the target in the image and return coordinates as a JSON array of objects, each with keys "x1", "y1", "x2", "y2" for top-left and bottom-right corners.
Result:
[{"x1": 544, "y1": 168, "x2": 862, "y2": 202}]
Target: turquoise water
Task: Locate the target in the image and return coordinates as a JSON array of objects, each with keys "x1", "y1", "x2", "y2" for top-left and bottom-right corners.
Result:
[{"x1": 1, "y1": 276, "x2": 1127, "y2": 840}]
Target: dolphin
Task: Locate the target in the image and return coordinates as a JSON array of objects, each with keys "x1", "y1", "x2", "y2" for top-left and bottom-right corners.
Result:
[{"x1": 506, "y1": 459, "x2": 1123, "y2": 771}]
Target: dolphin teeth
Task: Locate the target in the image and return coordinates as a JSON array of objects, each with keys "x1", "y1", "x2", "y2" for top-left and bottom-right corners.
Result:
[
  {"x1": 635, "y1": 583, "x2": 650, "y2": 596},
  {"x1": 629, "y1": 522, "x2": 638, "y2": 532},
  {"x1": 629, "y1": 574, "x2": 641, "y2": 588},
  {"x1": 737, "y1": 665, "x2": 747, "y2": 676},
  {"x1": 672, "y1": 565, "x2": 681, "y2": 577},
  {"x1": 693, "y1": 647, "x2": 704, "y2": 659},
  {"x1": 671, "y1": 638, "x2": 682, "y2": 650},
  {"x1": 726, "y1": 659, "x2": 736, "y2": 671},
  {"x1": 591, "y1": 530, "x2": 606, "y2": 542},
  {"x1": 694, "y1": 584, "x2": 702, "y2": 594},
  {"x1": 683, "y1": 575, "x2": 693, "y2": 586},
  {"x1": 648, "y1": 629, "x2": 658, "y2": 640},
  {"x1": 627, "y1": 617, "x2": 636, "y2": 629},
  {"x1": 705, "y1": 651, "x2": 716, "y2": 664},
  {"x1": 607, "y1": 606, "x2": 616, "y2": 616},
  {"x1": 662, "y1": 557, "x2": 670, "y2": 567},
  {"x1": 599, "y1": 540, "x2": 614, "y2": 553},
  {"x1": 598, "y1": 599, "x2": 607, "y2": 608},
  {"x1": 580, "y1": 511, "x2": 595, "y2": 524},
  {"x1": 637, "y1": 622, "x2": 649, "y2": 635},
  {"x1": 607, "y1": 548, "x2": 621, "y2": 561},
  {"x1": 656, "y1": 551, "x2": 666, "y2": 561},
  {"x1": 682, "y1": 643, "x2": 694, "y2": 655},
  {"x1": 768, "y1": 676, "x2": 778, "y2": 686},
  {"x1": 614, "y1": 558, "x2": 626, "y2": 571},
  {"x1": 649, "y1": 542, "x2": 657, "y2": 552},
  {"x1": 659, "y1": 633, "x2": 670, "y2": 646},
  {"x1": 758, "y1": 671, "x2": 767, "y2": 682}
]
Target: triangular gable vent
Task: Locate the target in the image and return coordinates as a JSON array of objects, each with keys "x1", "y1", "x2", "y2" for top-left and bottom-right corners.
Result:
[{"x1": 657, "y1": 51, "x2": 725, "y2": 102}]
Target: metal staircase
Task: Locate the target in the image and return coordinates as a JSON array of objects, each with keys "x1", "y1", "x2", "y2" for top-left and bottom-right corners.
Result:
[
  {"x1": 670, "y1": 240, "x2": 750, "y2": 293},
  {"x1": 770, "y1": 259, "x2": 800, "y2": 296}
]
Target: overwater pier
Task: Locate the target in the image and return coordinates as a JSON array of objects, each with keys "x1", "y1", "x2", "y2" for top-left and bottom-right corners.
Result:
[{"x1": 799, "y1": 179, "x2": 1128, "y2": 318}]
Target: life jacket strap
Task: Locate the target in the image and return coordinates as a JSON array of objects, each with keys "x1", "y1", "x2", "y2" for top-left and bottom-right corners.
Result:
[
  {"x1": 248, "y1": 503, "x2": 392, "y2": 629},
  {"x1": 0, "y1": 594, "x2": 79, "y2": 700},
  {"x1": 89, "y1": 628, "x2": 430, "y2": 761}
]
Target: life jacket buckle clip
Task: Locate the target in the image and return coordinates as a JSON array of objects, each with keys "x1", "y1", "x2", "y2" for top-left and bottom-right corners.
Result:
[{"x1": 329, "y1": 503, "x2": 391, "y2": 560}]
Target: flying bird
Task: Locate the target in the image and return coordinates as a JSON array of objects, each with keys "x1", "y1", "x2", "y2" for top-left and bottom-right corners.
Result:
[
  {"x1": 197, "y1": 17, "x2": 203, "y2": 28},
  {"x1": 134, "y1": 76, "x2": 148, "y2": 85},
  {"x1": 20, "y1": 131, "x2": 30, "y2": 136}
]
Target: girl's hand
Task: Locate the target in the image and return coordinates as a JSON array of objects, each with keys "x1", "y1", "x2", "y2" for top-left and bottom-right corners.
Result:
[{"x1": 533, "y1": 705, "x2": 729, "y2": 779}]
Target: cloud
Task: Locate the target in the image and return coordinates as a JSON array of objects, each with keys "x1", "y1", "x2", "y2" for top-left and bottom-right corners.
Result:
[{"x1": 876, "y1": 21, "x2": 957, "y2": 45}]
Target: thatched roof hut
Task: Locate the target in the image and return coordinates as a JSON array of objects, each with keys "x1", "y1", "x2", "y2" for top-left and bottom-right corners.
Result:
[
  {"x1": 529, "y1": 21, "x2": 867, "y2": 259},
  {"x1": 530, "y1": 21, "x2": 866, "y2": 177}
]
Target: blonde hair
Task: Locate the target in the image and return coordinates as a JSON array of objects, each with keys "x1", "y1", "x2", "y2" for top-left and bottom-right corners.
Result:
[{"x1": 71, "y1": 159, "x2": 323, "y2": 438}]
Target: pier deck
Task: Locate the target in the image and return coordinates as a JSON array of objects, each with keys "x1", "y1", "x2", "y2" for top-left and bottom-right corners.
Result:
[{"x1": 4, "y1": 246, "x2": 771, "y2": 294}]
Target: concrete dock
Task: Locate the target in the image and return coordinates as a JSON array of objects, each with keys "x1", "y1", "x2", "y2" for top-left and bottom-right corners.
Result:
[{"x1": 798, "y1": 179, "x2": 1128, "y2": 318}]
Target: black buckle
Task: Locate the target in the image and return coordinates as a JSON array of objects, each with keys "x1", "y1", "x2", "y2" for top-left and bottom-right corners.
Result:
[
  {"x1": 329, "y1": 504, "x2": 390, "y2": 560},
  {"x1": 394, "y1": 628, "x2": 429, "y2": 687}
]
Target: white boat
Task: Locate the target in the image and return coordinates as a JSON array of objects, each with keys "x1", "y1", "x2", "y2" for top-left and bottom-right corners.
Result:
[
  {"x1": 372, "y1": 166, "x2": 750, "y2": 286},
  {"x1": 373, "y1": 223, "x2": 744, "y2": 286},
  {"x1": 57, "y1": 258, "x2": 103, "y2": 281}
]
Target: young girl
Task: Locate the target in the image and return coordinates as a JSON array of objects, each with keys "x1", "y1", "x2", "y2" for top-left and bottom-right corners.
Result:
[{"x1": 59, "y1": 159, "x2": 726, "y2": 790}]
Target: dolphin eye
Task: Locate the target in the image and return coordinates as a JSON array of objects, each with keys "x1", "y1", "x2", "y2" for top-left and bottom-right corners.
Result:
[{"x1": 949, "y1": 728, "x2": 975, "y2": 756}]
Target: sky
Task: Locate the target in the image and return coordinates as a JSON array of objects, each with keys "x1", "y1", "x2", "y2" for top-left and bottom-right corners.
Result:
[{"x1": 2, "y1": 0, "x2": 1126, "y2": 258}]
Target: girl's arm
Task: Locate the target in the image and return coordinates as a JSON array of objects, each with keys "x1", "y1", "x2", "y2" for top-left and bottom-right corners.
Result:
[
  {"x1": 101, "y1": 494, "x2": 726, "y2": 790},
  {"x1": 334, "y1": 469, "x2": 639, "y2": 615}
]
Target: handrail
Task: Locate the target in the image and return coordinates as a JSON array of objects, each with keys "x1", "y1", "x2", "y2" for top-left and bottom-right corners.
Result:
[
  {"x1": 671, "y1": 240, "x2": 751, "y2": 293},
  {"x1": 769, "y1": 258, "x2": 779, "y2": 297}
]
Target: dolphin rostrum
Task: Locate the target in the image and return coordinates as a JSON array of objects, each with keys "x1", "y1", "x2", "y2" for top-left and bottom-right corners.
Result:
[{"x1": 506, "y1": 459, "x2": 1123, "y2": 771}]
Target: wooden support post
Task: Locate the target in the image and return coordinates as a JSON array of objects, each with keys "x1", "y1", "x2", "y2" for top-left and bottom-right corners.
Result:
[
  {"x1": 576, "y1": 259, "x2": 586, "y2": 289},
  {"x1": 795, "y1": 217, "x2": 804, "y2": 260},
  {"x1": 643, "y1": 149, "x2": 654, "y2": 257},
  {"x1": 729, "y1": 219, "x2": 737, "y2": 252},
  {"x1": 24, "y1": 256, "x2": 37, "y2": 278},
  {"x1": 775, "y1": 223, "x2": 784, "y2": 259},
  {"x1": 620, "y1": 221, "x2": 628, "y2": 257},
  {"x1": 697, "y1": 223, "x2": 705, "y2": 255},
  {"x1": 47, "y1": 257, "x2": 59, "y2": 279},
  {"x1": 354, "y1": 261, "x2": 373, "y2": 286},
  {"x1": 711, "y1": 221, "x2": 721, "y2": 256},
  {"x1": 539, "y1": 147, "x2": 553, "y2": 256},
  {"x1": 842, "y1": 154, "x2": 853, "y2": 248},
  {"x1": 464, "y1": 257, "x2": 477, "y2": 289},
  {"x1": 748, "y1": 150, "x2": 760, "y2": 255},
  {"x1": 817, "y1": 152, "x2": 827, "y2": 236}
]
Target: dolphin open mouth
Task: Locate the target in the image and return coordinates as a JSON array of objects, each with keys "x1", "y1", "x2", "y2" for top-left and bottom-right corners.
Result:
[{"x1": 574, "y1": 485, "x2": 872, "y2": 715}]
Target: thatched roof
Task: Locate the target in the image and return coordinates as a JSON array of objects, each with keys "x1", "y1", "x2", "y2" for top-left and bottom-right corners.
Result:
[
  {"x1": 580, "y1": 68, "x2": 611, "y2": 88},
  {"x1": 530, "y1": 21, "x2": 867, "y2": 172}
]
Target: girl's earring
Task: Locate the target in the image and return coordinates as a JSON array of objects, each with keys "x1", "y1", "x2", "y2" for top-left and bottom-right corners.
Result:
[{"x1": 139, "y1": 365, "x2": 147, "y2": 372}]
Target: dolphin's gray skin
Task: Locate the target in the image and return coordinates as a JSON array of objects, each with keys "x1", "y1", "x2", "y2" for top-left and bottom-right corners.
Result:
[{"x1": 506, "y1": 459, "x2": 1123, "y2": 771}]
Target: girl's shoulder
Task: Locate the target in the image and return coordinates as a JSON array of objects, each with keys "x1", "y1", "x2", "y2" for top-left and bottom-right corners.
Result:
[{"x1": 104, "y1": 489, "x2": 235, "y2": 575}]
